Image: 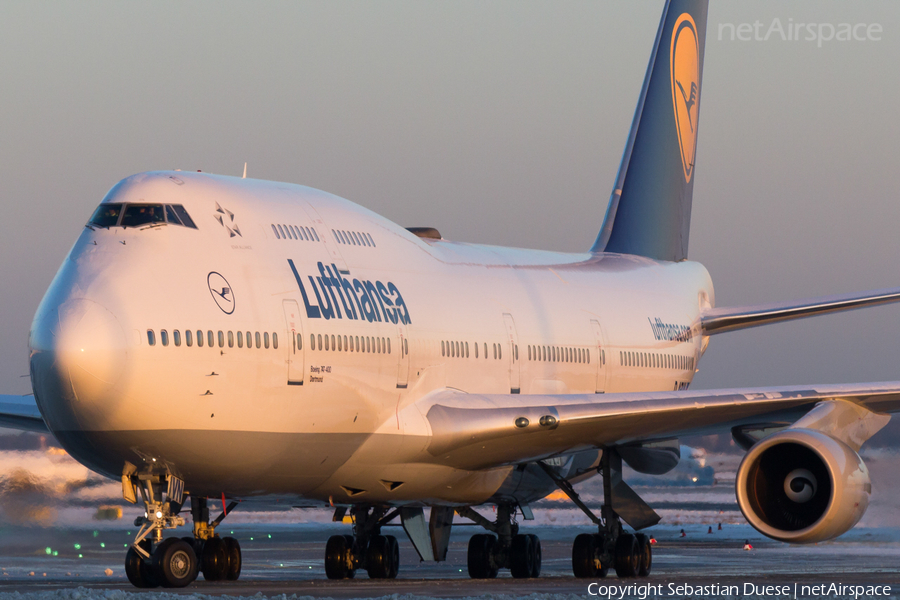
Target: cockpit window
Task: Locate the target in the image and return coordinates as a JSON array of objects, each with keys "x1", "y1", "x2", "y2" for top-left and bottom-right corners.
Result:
[
  {"x1": 89, "y1": 203, "x2": 123, "y2": 228},
  {"x1": 121, "y1": 204, "x2": 165, "y2": 227},
  {"x1": 86, "y1": 202, "x2": 198, "y2": 229},
  {"x1": 170, "y1": 205, "x2": 197, "y2": 228}
]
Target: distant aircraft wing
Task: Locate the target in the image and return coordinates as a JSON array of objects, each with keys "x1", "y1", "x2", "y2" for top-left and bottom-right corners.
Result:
[
  {"x1": 420, "y1": 383, "x2": 900, "y2": 470},
  {"x1": 701, "y1": 286, "x2": 900, "y2": 335},
  {"x1": 0, "y1": 394, "x2": 49, "y2": 433}
]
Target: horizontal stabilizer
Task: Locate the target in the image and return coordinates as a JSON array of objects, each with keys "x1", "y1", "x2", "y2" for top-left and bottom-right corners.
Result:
[
  {"x1": 702, "y1": 286, "x2": 900, "y2": 335},
  {"x1": 0, "y1": 395, "x2": 48, "y2": 433}
]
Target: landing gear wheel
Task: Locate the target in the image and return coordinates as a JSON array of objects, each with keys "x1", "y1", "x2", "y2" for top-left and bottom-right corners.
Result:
[
  {"x1": 386, "y1": 535, "x2": 400, "y2": 579},
  {"x1": 125, "y1": 541, "x2": 159, "y2": 589},
  {"x1": 153, "y1": 538, "x2": 198, "y2": 588},
  {"x1": 572, "y1": 533, "x2": 608, "y2": 578},
  {"x1": 510, "y1": 534, "x2": 535, "y2": 579},
  {"x1": 467, "y1": 534, "x2": 498, "y2": 579},
  {"x1": 325, "y1": 534, "x2": 356, "y2": 580},
  {"x1": 527, "y1": 534, "x2": 542, "y2": 578},
  {"x1": 201, "y1": 536, "x2": 228, "y2": 581},
  {"x1": 366, "y1": 535, "x2": 394, "y2": 579},
  {"x1": 223, "y1": 536, "x2": 242, "y2": 580},
  {"x1": 614, "y1": 533, "x2": 638, "y2": 578},
  {"x1": 634, "y1": 533, "x2": 651, "y2": 577}
]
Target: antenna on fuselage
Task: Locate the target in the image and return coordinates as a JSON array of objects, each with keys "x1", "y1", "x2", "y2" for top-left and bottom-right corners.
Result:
[{"x1": 242, "y1": 162, "x2": 247, "y2": 179}]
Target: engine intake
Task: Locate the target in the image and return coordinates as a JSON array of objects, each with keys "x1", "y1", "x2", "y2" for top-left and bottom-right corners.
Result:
[{"x1": 735, "y1": 428, "x2": 871, "y2": 543}]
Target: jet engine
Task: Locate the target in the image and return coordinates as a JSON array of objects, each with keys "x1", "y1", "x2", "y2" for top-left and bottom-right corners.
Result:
[{"x1": 735, "y1": 428, "x2": 871, "y2": 543}]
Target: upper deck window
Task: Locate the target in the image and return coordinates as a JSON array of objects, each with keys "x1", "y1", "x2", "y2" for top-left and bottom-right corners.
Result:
[{"x1": 88, "y1": 203, "x2": 198, "y2": 229}]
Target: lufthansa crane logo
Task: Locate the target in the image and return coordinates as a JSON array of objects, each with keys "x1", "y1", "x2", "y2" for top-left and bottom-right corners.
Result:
[
  {"x1": 670, "y1": 13, "x2": 700, "y2": 183},
  {"x1": 208, "y1": 272, "x2": 235, "y2": 314}
]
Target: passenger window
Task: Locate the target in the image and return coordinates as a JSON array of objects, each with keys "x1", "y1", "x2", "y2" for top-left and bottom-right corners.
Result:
[
  {"x1": 147, "y1": 329, "x2": 156, "y2": 346},
  {"x1": 218, "y1": 331, "x2": 224, "y2": 348},
  {"x1": 173, "y1": 330, "x2": 181, "y2": 347},
  {"x1": 208, "y1": 331, "x2": 214, "y2": 347},
  {"x1": 404, "y1": 339, "x2": 408, "y2": 355},
  {"x1": 264, "y1": 332, "x2": 270, "y2": 349},
  {"x1": 366, "y1": 337, "x2": 371, "y2": 353},
  {"x1": 298, "y1": 333, "x2": 303, "y2": 350},
  {"x1": 296, "y1": 226, "x2": 306, "y2": 240},
  {"x1": 161, "y1": 330, "x2": 169, "y2": 346},
  {"x1": 272, "y1": 225, "x2": 280, "y2": 239},
  {"x1": 441, "y1": 341, "x2": 445, "y2": 357},
  {"x1": 89, "y1": 203, "x2": 122, "y2": 228},
  {"x1": 228, "y1": 331, "x2": 234, "y2": 348},
  {"x1": 197, "y1": 330, "x2": 204, "y2": 347},
  {"x1": 331, "y1": 229, "x2": 338, "y2": 242},
  {"x1": 121, "y1": 204, "x2": 165, "y2": 227},
  {"x1": 185, "y1": 330, "x2": 193, "y2": 347},
  {"x1": 237, "y1": 331, "x2": 243, "y2": 348},
  {"x1": 311, "y1": 333, "x2": 315, "y2": 350},
  {"x1": 312, "y1": 229, "x2": 320, "y2": 242},
  {"x1": 257, "y1": 332, "x2": 262, "y2": 349},
  {"x1": 366, "y1": 233, "x2": 375, "y2": 247},
  {"x1": 170, "y1": 205, "x2": 197, "y2": 228},
  {"x1": 273, "y1": 332, "x2": 278, "y2": 349},
  {"x1": 387, "y1": 338, "x2": 391, "y2": 354},
  {"x1": 286, "y1": 226, "x2": 296, "y2": 240},
  {"x1": 277, "y1": 224, "x2": 286, "y2": 239}
]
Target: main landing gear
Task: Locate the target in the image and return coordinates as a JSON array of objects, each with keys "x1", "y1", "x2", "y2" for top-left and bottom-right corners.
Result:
[
  {"x1": 540, "y1": 449, "x2": 655, "y2": 579},
  {"x1": 324, "y1": 506, "x2": 401, "y2": 579},
  {"x1": 457, "y1": 504, "x2": 542, "y2": 579},
  {"x1": 122, "y1": 473, "x2": 242, "y2": 588}
]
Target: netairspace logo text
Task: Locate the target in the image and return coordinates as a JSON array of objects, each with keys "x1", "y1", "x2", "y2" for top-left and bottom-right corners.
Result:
[
  {"x1": 587, "y1": 582, "x2": 892, "y2": 600},
  {"x1": 718, "y1": 18, "x2": 883, "y2": 47}
]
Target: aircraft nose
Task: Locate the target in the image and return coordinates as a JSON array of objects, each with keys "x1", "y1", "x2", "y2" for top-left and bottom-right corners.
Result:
[{"x1": 30, "y1": 298, "x2": 127, "y2": 431}]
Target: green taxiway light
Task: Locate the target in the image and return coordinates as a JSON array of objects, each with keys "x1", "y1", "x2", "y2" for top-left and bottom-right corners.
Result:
[
  {"x1": 78, "y1": 554, "x2": 83, "y2": 558},
  {"x1": 100, "y1": 543, "x2": 105, "y2": 548},
  {"x1": 268, "y1": 534, "x2": 272, "y2": 539},
  {"x1": 52, "y1": 551, "x2": 58, "y2": 557},
  {"x1": 92, "y1": 531, "x2": 98, "y2": 537},
  {"x1": 74, "y1": 544, "x2": 81, "y2": 550},
  {"x1": 45, "y1": 548, "x2": 51, "y2": 555}
]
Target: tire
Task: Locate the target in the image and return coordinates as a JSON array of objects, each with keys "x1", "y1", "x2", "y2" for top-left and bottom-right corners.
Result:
[
  {"x1": 366, "y1": 535, "x2": 391, "y2": 579},
  {"x1": 181, "y1": 538, "x2": 201, "y2": 581},
  {"x1": 223, "y1": 537, "x2": 242, "y2": 581},
  {"x1": 201, "y1": 536, "x2": 227, "y2": 581},
  {"x1": 325, "y1": 535, "x2": 355, "y2": 580},
  {"x1": 510, "y1": 534, "x2": 534, "y2": 579},
  {"x1": 614, "y1": 534, "x2": 637, "y2": 578},
  {"x1": 467, "y1": 534, "x2": 498, "y2": 579},
  {"x1": 125, "y1": 541, "x2": 159, "y2": 588},
  {"x1": 528, "y1": 534, "x2": 542, "y2": 578},
  {"x1": 573, "y1": 533, "x2": 604, "y2": 578},
  {"x1": 153, "y1": 538, "x2": 197, "y2": 588},
  {"x1": 634, "y1": 533, "x2": 651, "y2": 577},
  {"x1": 386, "y1": 535, "x2": 400, "y2": 579}
]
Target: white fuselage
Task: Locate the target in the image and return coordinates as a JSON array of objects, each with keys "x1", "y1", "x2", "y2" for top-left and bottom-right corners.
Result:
[{"x1": 28, "y1": 171, "x2": 713, "y2": 507}]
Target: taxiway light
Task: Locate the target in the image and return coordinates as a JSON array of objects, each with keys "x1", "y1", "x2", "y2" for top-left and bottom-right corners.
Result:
[
  {"x1": 100, "y1": 543, "x2": 105, "y2": 548},
  {"x1": 45, "y1": 548, "x2": 51, "y2": 555},
  {"x1": 74, "y1": 544, "x2": 81, "y2": 550}
]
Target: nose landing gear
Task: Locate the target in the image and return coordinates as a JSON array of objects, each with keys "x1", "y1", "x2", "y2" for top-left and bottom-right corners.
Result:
[{"x1": 122, "y1": 473, "x2": 241, "y2": 589}]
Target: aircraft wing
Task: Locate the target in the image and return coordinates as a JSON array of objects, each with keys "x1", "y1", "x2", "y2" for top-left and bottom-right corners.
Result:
[
  {"x1": 0, "y1": 394, "x2": 49, "y2": 433},
  {"x1": 421, "y1": 383, "x2": 900, "y2": 470},
  {"x1": 701, "y1": 286, "x2": 900, "y2": 335}
]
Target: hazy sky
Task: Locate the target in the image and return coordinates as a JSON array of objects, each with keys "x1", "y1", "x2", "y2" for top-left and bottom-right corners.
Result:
[{"x1": 1, "y1": 1, "x2": 899, "y2": 397}]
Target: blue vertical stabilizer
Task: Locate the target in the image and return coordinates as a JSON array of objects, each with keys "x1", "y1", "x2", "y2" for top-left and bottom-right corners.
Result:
[{"x1": 592, "y1": 0, "x2": 708, "y2": 261}]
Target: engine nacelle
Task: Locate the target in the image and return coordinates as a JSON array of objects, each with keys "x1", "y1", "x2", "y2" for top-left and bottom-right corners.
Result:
[{"x1": 735, "y1": 428, "x2": 871, "y2": 543}]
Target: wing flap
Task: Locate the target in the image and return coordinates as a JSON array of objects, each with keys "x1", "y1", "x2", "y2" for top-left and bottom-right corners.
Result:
[
  {"x1": 0, "y1": 395, "x2": 48, "y2": 433},
  {"x1": 421, "y1": 384, "x2": 900, "y2": 470},
  {"x1": 701, "y1": 286, "x2": 900, "y2": 335}
]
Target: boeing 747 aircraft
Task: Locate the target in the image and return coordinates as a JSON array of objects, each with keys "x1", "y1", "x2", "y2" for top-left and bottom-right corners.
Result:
[{"x1": 3, "y1": 0, "x2": 900, "y2": 588}]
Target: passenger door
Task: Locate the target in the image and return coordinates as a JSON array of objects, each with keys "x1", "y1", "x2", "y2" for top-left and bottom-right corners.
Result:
[
  {"x1": 502, "y1": 313, "x2": 521, "y2": 394},
  {"x1": 282, "y1": 300, "x2": 305, "y2": 386},
  {"x1": 396, "y1": 324, "x2": 410, "y2": 389},
  {"x1": 590, "y1": 319, "x2": 607, "y2": 393}
]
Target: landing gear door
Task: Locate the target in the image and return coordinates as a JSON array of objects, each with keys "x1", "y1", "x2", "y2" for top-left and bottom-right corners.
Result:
[
  {"x1": 590, "y1": 319, "x2": 606, "y2": 393},
  {"x1": 502, "y1": 313, "x2": 521, "y2": 394},
  {"x1": 283, "y1": 300, "x2": 305, "y2": 386},
  {"x1": 397, "y1": 324, "x2": 410, "y2": 389}
]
